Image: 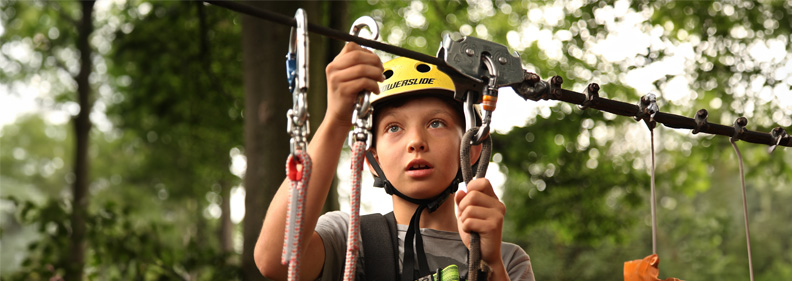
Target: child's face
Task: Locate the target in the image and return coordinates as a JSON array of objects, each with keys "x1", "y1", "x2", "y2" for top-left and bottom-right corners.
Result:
[{"x1": 371, "y1": 96, "x2": 463, "y2": 199}]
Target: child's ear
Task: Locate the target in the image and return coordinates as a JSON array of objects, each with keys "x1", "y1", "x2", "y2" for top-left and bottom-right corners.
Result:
[
  {"x1": 365, "y1": 148, "x2": 379, "y2": 177},
  {"x1": 469, "y1": 143, "x2": 483, "y2": 166}
]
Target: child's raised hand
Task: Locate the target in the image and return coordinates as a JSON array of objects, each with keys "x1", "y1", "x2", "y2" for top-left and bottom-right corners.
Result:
[
  {"x1": 325, "y1": 42, "x2": 384, "y2": 129},
  {"x1": 455, "y1": 178, "x2": 506, "y2": 269}
]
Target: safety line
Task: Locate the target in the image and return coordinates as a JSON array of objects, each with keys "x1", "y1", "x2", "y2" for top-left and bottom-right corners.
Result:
[
  {"x1": 204, "y1": 0, "x2": 446, "y2": 67},
  {"x1": 527, "y1": 88, "x2": 791, "y2": 148},
  {"x1": 730, "y1": 139, "x2": 755, "y2": 281},
  {"x1": 207, "y1": 1, "x2": 790, "y2": 150}
]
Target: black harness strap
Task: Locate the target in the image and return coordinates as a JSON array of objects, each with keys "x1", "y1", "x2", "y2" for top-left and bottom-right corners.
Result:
[{"x1": 361, "y1": 212, "x2": 399, "y2": 281}]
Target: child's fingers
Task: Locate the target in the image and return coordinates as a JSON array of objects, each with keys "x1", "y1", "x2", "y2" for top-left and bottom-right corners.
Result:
[
  {"x1": 333, "y1": 79, "x2": 382, "y2": 96},
  {"x1": 328, "y1": 64, "x2": 386, "y2": 86},
  {"x1": 329, "y1": 47, "x2": 382, "y2": 71},
  {"x1": 456, "y1": 189, "x2": 505, "y2": 216},
  {"x1": 458, "y1": 211, "x2": 502, "y2": 234},
  {"x1": 465, "y1": 178, "x2": 498, "y2": 198}
]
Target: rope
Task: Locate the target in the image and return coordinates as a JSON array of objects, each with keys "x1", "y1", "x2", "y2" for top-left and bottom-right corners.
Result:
[
  {"x1": 460, "y1": 128, "x2": 493, "y2": 281},
  {"x1": 650, "y1": 130, "x2": 657, "y2": 255},
  {"x1": 343, "y1": 141, "x2": 366, "y2": 281},
  {"x1": 282, "y1": 150, "x2": 312, "y2": 281},
  {"x1": 730, "y1": 135, "x2": 755, "y2": 281}
]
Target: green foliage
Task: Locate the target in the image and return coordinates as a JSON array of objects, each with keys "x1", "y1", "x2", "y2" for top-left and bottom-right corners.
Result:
[
  {"x1": 351, "y1": 1, "x2": 792, "y2": 280},
  {"x1": 3, "y1": 0, "x2": 790, "y2": 280},
  {"x1": 3, "y1": 196, "x2": 240, "y2": 281}
]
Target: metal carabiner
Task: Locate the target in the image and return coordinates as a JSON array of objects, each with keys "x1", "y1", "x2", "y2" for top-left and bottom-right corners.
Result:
[
  {"x1": 464, "y1": 55, "x2": 499, "y2": 144},
  {"x1": 286, "y1": 8, "x2": 310, "y2": 155},
  {"x1": 347, "y1": 16, "x2": 379, "y2": 149}
]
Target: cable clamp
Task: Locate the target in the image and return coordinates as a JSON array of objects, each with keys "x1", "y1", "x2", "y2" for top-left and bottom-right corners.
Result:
[
  {"x1": 731, "y1": 117, "x2": 748, "y2": 142},
  {"x1": 579, "y1": 83, "x2": 600, "y2": 110},
  {"x1": 692, "y1": 109, "x2": 708, "y2": 134},
  {"x1": 768, "y1": 127, "x2": 787, "y2": 153},
  {"x1": 634, "y1": 94, "x2": 659, "y2": 130}
]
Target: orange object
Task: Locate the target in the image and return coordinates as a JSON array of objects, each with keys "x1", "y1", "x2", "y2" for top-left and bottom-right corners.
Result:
[
  {"x1": 624, "y1": 254, "x2": 682, "y2": 281},
  {"x1": 482, "y1": 95, "x2": 497, "y2": 111}
]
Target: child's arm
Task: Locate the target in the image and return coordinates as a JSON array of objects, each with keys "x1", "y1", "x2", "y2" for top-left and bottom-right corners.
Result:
[
  {"x1": 254, "y1": 42, "x2": 384, "y2": 281},
  {"x1": 455, "y1": 178, "x2": 512, "y2": 281}
]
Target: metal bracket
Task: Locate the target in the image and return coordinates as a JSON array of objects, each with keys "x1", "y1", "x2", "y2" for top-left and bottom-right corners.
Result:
[{"x1": 436, "y1": 34, "x2": 523, "y2": 103}]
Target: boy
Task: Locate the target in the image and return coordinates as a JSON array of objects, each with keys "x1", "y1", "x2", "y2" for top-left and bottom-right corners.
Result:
[{"x1": 255, "y1": 43, "x2": 534, "y2": 281}]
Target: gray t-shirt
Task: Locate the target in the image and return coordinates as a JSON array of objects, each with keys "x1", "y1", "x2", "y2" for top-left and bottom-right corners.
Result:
[{"x1": 316, "y1": 211, "x2": 535, "y2": 281}]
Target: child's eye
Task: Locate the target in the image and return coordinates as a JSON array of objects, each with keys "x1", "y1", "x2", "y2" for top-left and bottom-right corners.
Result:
[
  {"x1": 429, "y1": 120, "x2": 446, "y2": 129},
  {"x1": 386, "y1": 125, "x2": 402, "y2": 133}
]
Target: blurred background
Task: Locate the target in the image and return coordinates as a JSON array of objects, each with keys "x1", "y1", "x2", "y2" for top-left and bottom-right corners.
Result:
[{"x1": 1, "y1": 0, "x2": 790, "y2": 280}]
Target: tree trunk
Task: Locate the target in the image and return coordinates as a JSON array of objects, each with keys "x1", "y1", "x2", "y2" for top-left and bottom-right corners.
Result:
[
  {"x1": 220, "y1": 177, "x2": 233, "y2": 254},
  {"x1": 65, "y1": 1, "x2": 95, "y2": 280}
]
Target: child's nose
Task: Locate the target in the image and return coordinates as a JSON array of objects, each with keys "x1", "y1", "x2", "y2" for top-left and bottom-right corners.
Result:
[
  {"x1": 407, "y1": 131, "x2": 428, "y2": 152},
  {"x1": 408, "y1": 141, "x2": 426, "y2": 152}
]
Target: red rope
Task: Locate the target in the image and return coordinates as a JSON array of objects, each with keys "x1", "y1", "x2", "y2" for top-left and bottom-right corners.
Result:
[
  {"x1": 282, "y1": 150, "x2": 312, "y2": 281},
  {"x1": 343, "y1": 141, "x2": 366, "y2": 281}
]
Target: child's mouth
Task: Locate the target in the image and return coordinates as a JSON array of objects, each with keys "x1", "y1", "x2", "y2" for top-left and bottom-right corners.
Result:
[
  {"x1": 408, "y1": 164, "x2": 430, "y2": 170},
  {"x1": 405, "y1": 161, "x2": 433, "y2": 178}
]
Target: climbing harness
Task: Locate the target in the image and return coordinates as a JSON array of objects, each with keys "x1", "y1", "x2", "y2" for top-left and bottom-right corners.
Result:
[
  {"x1": 343, "y1": 16, "x2": 379, "y2": 281},
  {"x1": 730, "y1": 117, "x2": 755, "y2": 281},
  {"x1": 635, "y1": 93, "x2": 659, "y2": 254},
  {"x1": 282, "y1": 8, "x2": 312, "y2": 281}
]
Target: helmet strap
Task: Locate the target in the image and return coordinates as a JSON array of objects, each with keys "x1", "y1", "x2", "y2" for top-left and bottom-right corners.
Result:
[{"x1": 365, "y1": 151, "x2": 462, "y2": 280}]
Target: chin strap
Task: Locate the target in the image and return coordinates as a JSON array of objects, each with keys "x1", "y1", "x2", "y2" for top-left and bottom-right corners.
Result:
[{"x1": 365, "y1": 151, "x2": 461, "y2": 281}]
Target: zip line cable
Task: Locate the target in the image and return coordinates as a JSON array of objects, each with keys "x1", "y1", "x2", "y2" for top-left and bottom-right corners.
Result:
[
  {"x1": 204, "y1": 0, "x2": 445, "y2": 67},
  {"x1": 205, "y1": 1, "x2": 791, "y2": 150}
]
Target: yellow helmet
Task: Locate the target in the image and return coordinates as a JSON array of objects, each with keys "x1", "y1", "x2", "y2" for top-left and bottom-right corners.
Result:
[{"x1": 374, "y1": 57, "x2": 456, "y2": 105}]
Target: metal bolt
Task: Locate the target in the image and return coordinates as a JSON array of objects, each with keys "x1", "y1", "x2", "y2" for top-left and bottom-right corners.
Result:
[
  {"x1": 465, "y1": 48, "x2": 475, "y2": 56},
  {"x1": 736, "y1": 116, "x2": 748, "y2": 127},
  {"x1": 551, "y1": 76, "x2": 563, "y2": 87},
  {"x1": 588, "y1": 83, "x2": 600, "y2": 94},
  {"x1": 498, "y1": 57, "x2": 508, "y2": 64}
]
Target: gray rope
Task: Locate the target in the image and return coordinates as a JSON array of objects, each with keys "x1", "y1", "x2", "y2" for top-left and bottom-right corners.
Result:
[
  {"x1": 460, "y1": 128, "x2": 492, "y2": 281},
  {"x1": 730, "y1": 139, "x2": 755, "y2": 281},
  {"x1": 650, "y1": 129, "x2": 657, "y2": 255}
]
